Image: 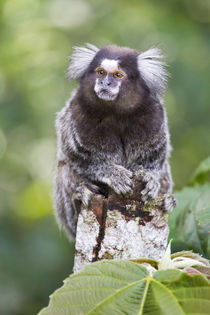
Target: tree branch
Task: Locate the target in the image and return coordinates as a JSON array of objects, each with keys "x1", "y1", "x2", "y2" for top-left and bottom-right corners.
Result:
[{"x1": 73, "y1": 177, "x2": 169, "y2": 273}]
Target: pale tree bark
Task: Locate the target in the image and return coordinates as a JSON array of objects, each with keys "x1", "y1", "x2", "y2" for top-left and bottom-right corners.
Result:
[{"x1": 73, "y1": 177, "x2": 169, "y2": 273}]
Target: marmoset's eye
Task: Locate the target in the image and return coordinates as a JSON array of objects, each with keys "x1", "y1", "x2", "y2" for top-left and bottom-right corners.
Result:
[
  {"x1": 113, "y1": 72, "x2": 123, "y2": 79},
  {"x1": 96, "y1": 68, "x2": 106, "y2": 77}
]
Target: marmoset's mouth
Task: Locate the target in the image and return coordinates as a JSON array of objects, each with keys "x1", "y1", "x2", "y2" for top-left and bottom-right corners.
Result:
[{"x1": 97, "y1": 89, "x2": 117, "y2": 101}]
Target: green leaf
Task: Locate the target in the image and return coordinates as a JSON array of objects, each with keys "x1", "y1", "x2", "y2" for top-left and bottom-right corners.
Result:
[
  {"x1": 196, "y1": 207, "x2": 210, "y2": 225},
  {"x1": 169, "y1": 184, "x2": 210, "y2": 258},
  {"x1": 39, "y1": 260, "x2": 210, "y2": 315},
  {"x1": 190, "y1": 157, "x2": 210, "y2": 185},
  {"x1": 175, "y1": 202, "x2": 209, "y2": 258},
  {"x1": 39, "y1": 260, "x2": 148, "y2": 315},
  {"x1": 169, "y1": 184, "x2": 210, "y2": 234},
  {"x1": 130, "y1": 258, "x2": 158, "y2": 268},
  {"x1": 193, "y1": 191, "x2": 210, "y2": 227}
]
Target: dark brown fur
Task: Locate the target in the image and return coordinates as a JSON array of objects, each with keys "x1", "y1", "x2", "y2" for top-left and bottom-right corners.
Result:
[{"x1": 54, "y1": 44, "x2": 176, "y2": 238}]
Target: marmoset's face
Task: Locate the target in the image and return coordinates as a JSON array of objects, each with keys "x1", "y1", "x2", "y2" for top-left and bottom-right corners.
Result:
[{"x1": 94, "y1": 59, "x2": 127, "y2": 101}]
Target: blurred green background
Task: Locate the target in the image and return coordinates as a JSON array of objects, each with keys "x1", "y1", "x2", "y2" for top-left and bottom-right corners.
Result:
[{"x1": 0, "y1": 0, "x2": 210, "y2": 314}]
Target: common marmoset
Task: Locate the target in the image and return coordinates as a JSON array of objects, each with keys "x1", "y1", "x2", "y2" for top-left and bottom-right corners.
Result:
[{"x1": 54, "y1": 43, "x2": 176, "y2": 238}]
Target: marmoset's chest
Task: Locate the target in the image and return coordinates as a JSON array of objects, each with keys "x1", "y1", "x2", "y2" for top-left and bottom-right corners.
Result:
[{"x1": 76, "y1": 114, "x2": 163, "y2": 164}]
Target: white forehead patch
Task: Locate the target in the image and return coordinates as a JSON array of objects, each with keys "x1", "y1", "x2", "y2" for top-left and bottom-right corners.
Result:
[{"x1": 101, "y1": 59, "x2": 119, "y2": 72}]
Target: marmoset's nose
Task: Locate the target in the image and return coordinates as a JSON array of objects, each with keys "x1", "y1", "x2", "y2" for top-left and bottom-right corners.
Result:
[{"x1": 101, "y1": 76, "x2": 112, "y2": 87}]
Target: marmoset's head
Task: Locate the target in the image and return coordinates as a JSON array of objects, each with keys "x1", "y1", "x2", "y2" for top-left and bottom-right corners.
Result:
[{"x1": 68, "y1": 44, "x2": 168, "y2": 112}]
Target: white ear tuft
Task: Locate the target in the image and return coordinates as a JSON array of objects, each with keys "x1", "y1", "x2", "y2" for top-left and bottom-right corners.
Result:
[
  {"x1": 137, "y1": 47, "x2": 169, "y2": 95},
  {"x1": 67, "y1": 43, "x2": 99, "y2": 80}
]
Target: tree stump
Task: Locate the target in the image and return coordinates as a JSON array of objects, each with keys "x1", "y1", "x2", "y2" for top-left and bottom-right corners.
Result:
[{"x1": 73, "y1": 177, "x2": 169, "y2": 273}]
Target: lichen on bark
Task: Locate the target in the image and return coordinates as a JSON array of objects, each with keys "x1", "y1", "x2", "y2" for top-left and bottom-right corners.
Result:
[{"x1": 73, "y1": 177, "x2": 169, "y2": 273}]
